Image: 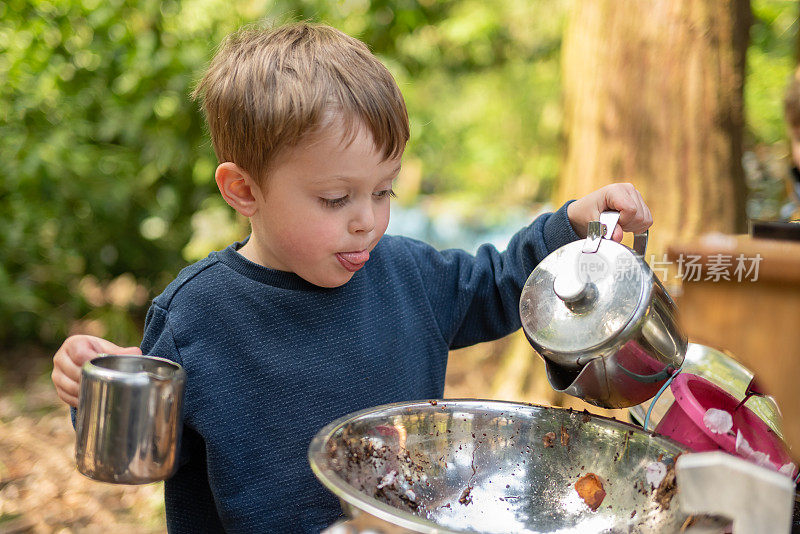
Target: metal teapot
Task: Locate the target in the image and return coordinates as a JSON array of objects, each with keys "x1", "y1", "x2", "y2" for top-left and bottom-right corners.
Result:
[{"x1": 519, "y1": 211, "x2": 687, "y2": 408}]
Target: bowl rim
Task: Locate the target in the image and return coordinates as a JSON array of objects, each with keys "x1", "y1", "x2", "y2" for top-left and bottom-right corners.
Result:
[{"x1": 307, "y1": 398, "x2": 687, "y2": 533}]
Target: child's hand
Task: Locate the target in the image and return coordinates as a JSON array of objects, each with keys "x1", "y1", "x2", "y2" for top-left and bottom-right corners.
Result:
[
  {"x1": 566, "y1": 183, "x2": 652, "y2": 241},
  {"x1": 51, "y1": 335, "x2": 142, "y2": 408}
]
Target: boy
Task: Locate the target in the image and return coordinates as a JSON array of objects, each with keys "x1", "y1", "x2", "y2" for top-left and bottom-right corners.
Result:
[{"x1": 51, "y1": 22, "x2": 652, "y2": 533}]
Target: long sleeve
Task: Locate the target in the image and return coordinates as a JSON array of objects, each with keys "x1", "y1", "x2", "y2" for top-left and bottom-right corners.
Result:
[{"x1": 402, "y1": 201, "x2": 580, "y2": 349}]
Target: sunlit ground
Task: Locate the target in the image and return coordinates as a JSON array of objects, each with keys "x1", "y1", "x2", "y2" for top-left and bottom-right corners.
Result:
[{"x1": 0, "y1": 355, "x2": 164, "y2": 533}]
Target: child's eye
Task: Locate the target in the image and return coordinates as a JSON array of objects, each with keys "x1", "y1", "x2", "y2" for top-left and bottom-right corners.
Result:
[
  {"x1": 320, "y1": 196, "x2": 349, "y2": 208},
  {"x1": 373, "y1": 189, "x2": 397, "y2": 199}
]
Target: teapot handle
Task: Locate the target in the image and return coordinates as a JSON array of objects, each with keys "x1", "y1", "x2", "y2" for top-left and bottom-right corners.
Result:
[
  {"x1": 633, "y1": 231, "x2": 648, "y2": 257},
  {"x1": 599, "y1": 211, "x2": 648, "y2": 257}
]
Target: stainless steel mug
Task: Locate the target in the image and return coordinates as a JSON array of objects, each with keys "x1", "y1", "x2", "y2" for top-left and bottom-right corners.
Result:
[{"x1": 75, "y1": 354, "x2": 186, "y2": 484}]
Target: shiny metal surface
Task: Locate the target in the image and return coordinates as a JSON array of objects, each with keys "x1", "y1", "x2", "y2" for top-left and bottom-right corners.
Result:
[
  {"x1": 309, "y1": 400, "x2": 729, "y2": 533},
  {"x1": 541, "y1": 280, "x2": 688, "y2": 408},
  {"x1": 599, "y1": 211, "x2": 620, "y2": 240},
  {"x1": 75, "y1": 354, "x2": 185, "y2": 484},
  {"x1": 520, "y1": 239, "x2": 647, "y2": 362},
  {"x1": 519, "y1": 221, "x2": 687, "y2": 408},
  {"x1": 630, "y1": 343, "x2": 784, "y2": 438},
  {"x1": 581, "y1": 220, "x2": 606, "y2": 253},
  {"x1": 632, "y1": 231, "x2": 649, "y2": 257}
]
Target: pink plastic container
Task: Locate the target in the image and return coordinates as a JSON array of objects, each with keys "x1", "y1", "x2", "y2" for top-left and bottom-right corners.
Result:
[{"x1": 654, "y1": 373, "x2": 796, "y2": 476}]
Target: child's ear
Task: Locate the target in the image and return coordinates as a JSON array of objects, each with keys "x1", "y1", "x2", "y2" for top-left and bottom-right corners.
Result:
[{"x1": 215, "y1": 162, "x2": 258, "y2": 217}]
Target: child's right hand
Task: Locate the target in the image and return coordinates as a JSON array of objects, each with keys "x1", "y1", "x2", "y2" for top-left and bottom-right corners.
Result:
[{"x1": 51, "y1": 335, "x2": 142, "y2": 408}]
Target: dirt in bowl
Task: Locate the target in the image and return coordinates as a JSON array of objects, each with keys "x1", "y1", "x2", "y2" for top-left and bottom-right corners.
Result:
[
  {"x1": 458, "y1": 485, "x2": 473, "y2": 505},
  {"x1": 575, "y1": 473, "x2": 606, "y2": 511},
  {"x1": 653, "y1": 461, "x2": 678, "y2": 510},
  {"x1": 327, "y1": 425, "x2": 429, "y2": 513}
]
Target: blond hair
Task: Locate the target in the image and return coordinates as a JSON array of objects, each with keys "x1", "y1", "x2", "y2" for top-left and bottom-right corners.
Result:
[{"x1": 191, "y1": 22, "x2": 409, "y2": 184}]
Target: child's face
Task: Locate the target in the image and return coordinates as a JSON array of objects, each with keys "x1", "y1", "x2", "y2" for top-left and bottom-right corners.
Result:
[{"x1": 245, "y1": 122, "x2": 402, "y2": 288}]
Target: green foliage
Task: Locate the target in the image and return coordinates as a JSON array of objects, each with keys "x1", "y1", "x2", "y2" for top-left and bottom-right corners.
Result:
[
  {"x1": 746, "y1": 0, "x2": 798, "y2": 145},
  {"x1": 1, "y1": 0, "x2": 796, "y2": 348},
  {"x1": 0, "y1": 0, "x2": 239, "y2": 346}
]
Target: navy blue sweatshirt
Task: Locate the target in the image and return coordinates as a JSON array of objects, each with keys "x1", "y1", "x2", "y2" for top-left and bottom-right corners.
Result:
[{"x1": 131, "y1": 203, "x2": 577, "y2": 532}]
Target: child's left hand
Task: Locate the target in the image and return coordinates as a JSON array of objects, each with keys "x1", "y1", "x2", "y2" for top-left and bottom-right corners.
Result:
[{"x1": 566, "y1": 183, "x2": 652, "y2": 241}]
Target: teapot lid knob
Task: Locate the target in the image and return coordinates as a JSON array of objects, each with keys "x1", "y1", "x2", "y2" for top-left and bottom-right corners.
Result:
[{"x1": 553, "y1": 272, "x2": 587, "y2": 303}]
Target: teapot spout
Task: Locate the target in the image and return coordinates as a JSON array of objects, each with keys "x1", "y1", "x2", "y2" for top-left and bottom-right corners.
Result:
[
  {"x1": 541, "y1": 340, "x2": 682, "y2": 409},
  {"x1": 542, "y1": 356, "x2": 613, "y2": 408}
]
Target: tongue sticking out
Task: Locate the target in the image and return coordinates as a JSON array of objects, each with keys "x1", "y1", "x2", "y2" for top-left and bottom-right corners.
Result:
[{"x1": 338, "y1": 250, "x2": 370, "y2": 264}]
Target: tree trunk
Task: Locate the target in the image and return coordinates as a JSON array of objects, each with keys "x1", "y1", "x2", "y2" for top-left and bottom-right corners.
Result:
[{"x1": 559, "y1": 0, "x2": 751, "y2": 256}]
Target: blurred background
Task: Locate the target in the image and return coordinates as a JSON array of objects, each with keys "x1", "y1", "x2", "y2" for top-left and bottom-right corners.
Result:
[{"x1": 1, "y1": 0, "x2": 798, "y2": 531}]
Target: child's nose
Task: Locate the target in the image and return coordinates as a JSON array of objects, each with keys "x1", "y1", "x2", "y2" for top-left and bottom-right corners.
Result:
[{"x1": 348, "y1": 202, "x2": 376, "y2": 234}]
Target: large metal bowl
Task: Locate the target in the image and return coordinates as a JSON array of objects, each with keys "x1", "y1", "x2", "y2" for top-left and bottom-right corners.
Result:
[{"x1": 309, "y1": 400, "x2": 729, "y2": 533}]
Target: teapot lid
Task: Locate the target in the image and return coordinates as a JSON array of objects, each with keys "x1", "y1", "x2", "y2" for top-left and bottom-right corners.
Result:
[{"x1": 519, "y1": 234, "x2": 649, "y2": 364}]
